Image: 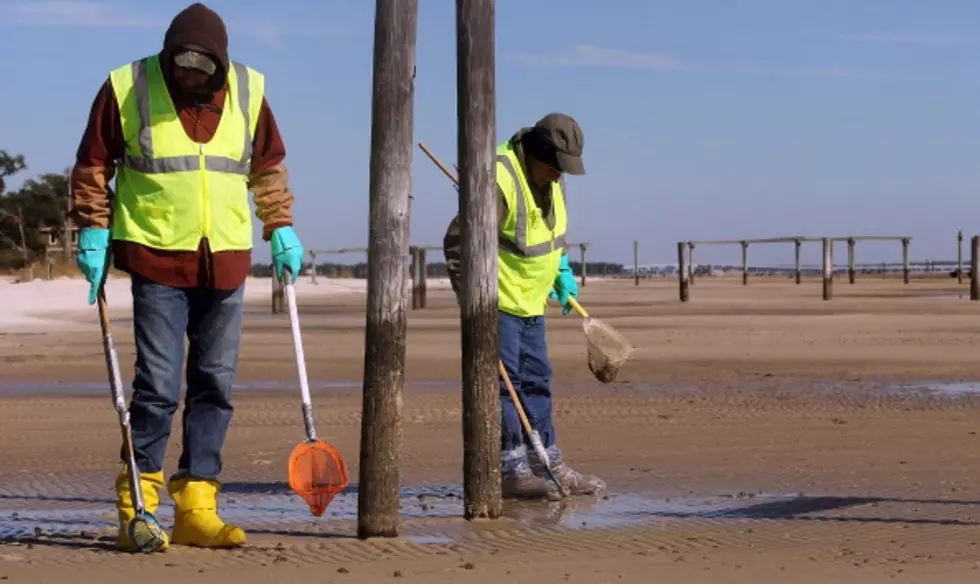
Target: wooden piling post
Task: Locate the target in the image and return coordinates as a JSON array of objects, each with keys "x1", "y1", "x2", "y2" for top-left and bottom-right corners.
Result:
[
  {"x1": 456, "y1": 0, "x2": 502, "y2": 521},
  {"x1": 741, "y1": 241, "x2": 748, "y2": 286},
  {"x1": 418, "y1": 248, "x2": 427, "y2": 309},
  {"x1": 958, "y1": 230, "x2": 964, "y2": 284},
  {"x1": 688, "y1": 242, "x2": 695, "y2": 286},
  {"x1": 633, "y1": 240, "x2": 639, "y2": 286},
  {"x1": 902, "y1": 238, "x2": 910, "y2": 284},
  {"x1": 579, "y1": 243, "x2": 588, "y2": 287},
  {"x1": 678, "y1": 241, "x2": 689, "y2": 302},
  {"x1": 794, "y1": 239, "x2": 802, "y2": 284},
  {"x1": 971, "y1": 236, "x2": 979, "y2": 301},
  {"x1": 310, "y1": 250, "x2": 318, "y2": 285},
  {"x1": 847, "y1": 238, "x2": 856, "y2": 285},
  {"x1": 271, "y1": 271, "x2": 285, "y2": 313},
  {"x1": 822, "y1": 237, "x2": 833, "y2": 301},
  {"x1": 358, "y1": 0, "x2": 418, "y2": 539},
  {"x1": 410, "y1": 246, "x2": 421, "y2": 310}
]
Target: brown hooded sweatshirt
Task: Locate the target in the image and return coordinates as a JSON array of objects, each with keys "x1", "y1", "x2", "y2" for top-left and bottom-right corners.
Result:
[{"x1": 70, "y1": 3, "x2": 295, "y2": 290}]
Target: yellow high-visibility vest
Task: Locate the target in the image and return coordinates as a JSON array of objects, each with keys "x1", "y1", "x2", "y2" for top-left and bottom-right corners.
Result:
[
  {"x1": 496, "y1": 142, "x2": 568, "y2": 317},
  {"x1": 107, "y1": 54, "x2": 264, "y2": 252}
]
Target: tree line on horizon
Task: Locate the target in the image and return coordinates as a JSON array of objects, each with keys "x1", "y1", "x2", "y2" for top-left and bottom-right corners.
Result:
[{"x1": 0, "y1": 150, "x2": 73, "y2": 272}]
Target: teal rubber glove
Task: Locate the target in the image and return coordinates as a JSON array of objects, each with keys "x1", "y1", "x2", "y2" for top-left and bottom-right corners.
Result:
[
  {"x1": 76, "y1": 228, "x2": 110, "y2": 305},
  {"x1": 548, "y1": 254, "x2": 578, "y2": 316},
  {"x1": 270, "y1": 226, "x2": 304, "y2": 281}
]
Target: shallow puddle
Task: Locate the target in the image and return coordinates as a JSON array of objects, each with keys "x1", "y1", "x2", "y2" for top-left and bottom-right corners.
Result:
[
  {"x1": 0, "y1": 483, "x2": 811, "y2": 542},
  {"x1": 892, "y1": 381, "x2": 980, "y2": 397},
  {"x1": 405, "y1": 535, "x2": 456, "y2": 544}
]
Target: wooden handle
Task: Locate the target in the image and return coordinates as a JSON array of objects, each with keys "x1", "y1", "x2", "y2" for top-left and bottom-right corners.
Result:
[
  {"x1": 96, "y1": 286, "x2": 112, "y2": 335},
  {"x1": 566, "y1": 296, "x2": 589, "y2": 318},
  {"x1": 418, "y1": 142, "x2": 460, "y2": 185},
  {"x1": 497, "y1": 360, "x2": 535, "y2": 436}
]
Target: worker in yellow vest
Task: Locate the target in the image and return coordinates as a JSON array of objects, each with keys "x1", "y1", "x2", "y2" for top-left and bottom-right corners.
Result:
[
  {"x1": 70, "y1": 3, "x2": 303, "y2": 551},
  {"x1": 443, "y1": 113, "x2": 605, "y2": 499}
]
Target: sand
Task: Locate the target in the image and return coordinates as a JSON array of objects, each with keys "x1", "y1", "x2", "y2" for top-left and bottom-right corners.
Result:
[{"x1": 3, "y1": 275, "x2": 980, "y2": 583}]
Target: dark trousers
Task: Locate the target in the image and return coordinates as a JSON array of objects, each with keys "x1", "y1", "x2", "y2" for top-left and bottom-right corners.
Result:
[{"x1": 499, "y1": 310, "x2": 556, "y2": 454}]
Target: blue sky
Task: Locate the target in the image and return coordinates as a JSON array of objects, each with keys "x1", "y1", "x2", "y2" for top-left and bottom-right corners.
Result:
[{"x1": 1, "y1": 0, "x2": 977, "y2": 267}]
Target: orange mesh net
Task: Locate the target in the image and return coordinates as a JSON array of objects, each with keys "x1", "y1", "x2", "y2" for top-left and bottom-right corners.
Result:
[{"x1": 287, "y1": 440, "x2": 349, "y2": 516}]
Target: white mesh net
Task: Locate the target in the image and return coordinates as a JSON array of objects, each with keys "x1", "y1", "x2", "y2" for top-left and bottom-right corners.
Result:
[{"x1": 582, "y1": 317, "x2": 635, "y2": 383}]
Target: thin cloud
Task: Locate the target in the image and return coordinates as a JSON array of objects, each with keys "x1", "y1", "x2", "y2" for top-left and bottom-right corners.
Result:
[
  {"x1": 514, "y1": 44, "x2": 687, "y2": 71},
  {"x1": 834, "y1": 32, "x2": 963, "y2": 46},
  {"x1": 225, "y1": 21, "x2": 287, "y2": 48},
  {"x1": 0, "y1": 1, "x2": 293, "y2": 46},
  {"x1": 513, "y1": 44, "x2": 878, "y2": 80}
]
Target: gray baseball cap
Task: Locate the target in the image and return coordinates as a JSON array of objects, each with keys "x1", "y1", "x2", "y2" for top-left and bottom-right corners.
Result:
[
  {"x1": 174, "y1": 47, "x2": 218, "y2": 75},
  {"x1": 532, "y1": 113, "x2": 585, "y2": 175}
]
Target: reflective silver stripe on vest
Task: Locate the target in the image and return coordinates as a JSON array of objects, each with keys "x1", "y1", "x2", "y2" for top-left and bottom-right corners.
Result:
[
  {"x1": 122, "y1": 155, "x2": 250, "y2": 174},
  {"x1": 233, "y1": 62, "x2": 253, "y2": 166},
  {"x1": 122, "y1": 59, "x2": 252, "y2": 176},
  {"x1": 497, "y1": 154, "x2": 567, "y2": 258}
]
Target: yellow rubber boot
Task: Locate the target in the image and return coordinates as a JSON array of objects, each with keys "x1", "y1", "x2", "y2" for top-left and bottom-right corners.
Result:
[
  {"x1": 115, "y1": 468, "x2": 169, "y2": 553},
  {"x1": 168, "y1": 477, "x2": 246, "y2": 548}
]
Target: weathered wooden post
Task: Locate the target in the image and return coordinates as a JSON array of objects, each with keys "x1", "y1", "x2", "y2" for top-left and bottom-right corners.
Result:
[
  {"x1": 271, "y1": 271, "x2": 285, "y2": 313},
  {"x1": 958, "y1": 230, "x2": 964, "y2": 284},
  {"x1": 579, "y1": 243, "x2": 588, "y2": 287},
  {"x1": 902, "y1": 238, "x2": 910, "y2": 284},
  {"x1": 971, "y1": 236, "x2": 979, "y2": 301},
  {"x1": 688, "y1": 242, "x2": 695, "y2": 286},
  {"x1": 678, "y1": 241, "x2": 689, "y2": 302},
  {"x1": 633, "y1": 240, "x2": 639, "y2": 286},
  {"x1": 410, "y1": 246, "x2": 421, "y2": 310},
  {"x1": 741, "y1": 241, "x2": 748, "y2": 286},
  {"x1": 822, "y1": 237, "x2": 833, "y2": 301},
  {"x1": 418, "y1": 248, "x2": 428, "y2": 308},
  {"x1": 61, "y1": 184, "x2": 76, "y2": 264},
  {"x1": 847, "y1": 238, "x2": 856, "y2": 285},
  {"x1": 309, "y1": 250, "x2": 318, "y2": 285},
  {"x1": 794, "y1": 239, "x2": 802, "y2": 284},
  {"x1": 358, "y1": 0, "x2": 418, "y2": 539},
  {"x1": 456, "y1": 0, "x2": 501, "y2": 520}
]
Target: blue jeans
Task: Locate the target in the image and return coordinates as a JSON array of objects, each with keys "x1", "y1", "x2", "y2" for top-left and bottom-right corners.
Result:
[
  {"x1": 127, "y1": 274, "x2": 245, "y2": 482},
  {"x1": 499, "y1": 310, "x2": 555, "y2": 454}
]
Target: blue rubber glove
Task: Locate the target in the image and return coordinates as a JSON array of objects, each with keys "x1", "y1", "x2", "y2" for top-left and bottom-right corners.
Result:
[
  {"x1": 76, "y1": 228, "x2": 110, "y2": 305},
  {"x1": 270, "y1": 226, "x2": 304, "y2": 281},
  {"x1": 548, "y1": 254, "x2": 578, "y2": 316}
]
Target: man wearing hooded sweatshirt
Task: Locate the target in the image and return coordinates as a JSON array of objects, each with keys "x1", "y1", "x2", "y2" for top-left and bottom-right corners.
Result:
[
  {"x1": 70, "y1": 3, "x2": 302, "y2": 551},
  {"x1": 442, "y1": 113, "x2": 605, "y2": 500}
]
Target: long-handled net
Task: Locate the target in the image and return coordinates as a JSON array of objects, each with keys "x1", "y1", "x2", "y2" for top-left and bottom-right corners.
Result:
[
  {"x1": 284, "y1": 277, "x2": 349, "y2": 516},
  {"x1": 98, "y1": 286, "x2": 167, "y2": 553},
  {"x1": 566, "y1": 298, "x2": 635, "y2": 383}
]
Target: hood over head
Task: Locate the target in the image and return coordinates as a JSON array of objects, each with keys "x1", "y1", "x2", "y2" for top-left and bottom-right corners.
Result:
[{"x1": 160, "y1": 3, "x2": 230, "y2": 95}]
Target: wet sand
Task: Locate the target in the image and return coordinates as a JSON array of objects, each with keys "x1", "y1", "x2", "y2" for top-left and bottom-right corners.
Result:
[{"x1": 3, "y1": 276, "x2": 980, "y2": 583}]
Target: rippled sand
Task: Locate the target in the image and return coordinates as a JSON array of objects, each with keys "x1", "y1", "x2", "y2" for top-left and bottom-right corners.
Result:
[{"x1": 3, "y1": 276, "x2": 980, "y2": 583}]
